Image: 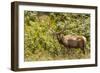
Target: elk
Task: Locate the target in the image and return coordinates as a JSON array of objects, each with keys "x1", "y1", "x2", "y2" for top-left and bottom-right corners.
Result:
[{"x1": 51, "y1": 22, "x2": 86, "y2": 54}]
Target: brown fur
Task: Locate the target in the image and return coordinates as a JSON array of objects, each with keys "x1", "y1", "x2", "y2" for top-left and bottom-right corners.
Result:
[{"x1": 57, "y1": 34, "x2": 86, "y2": 54}]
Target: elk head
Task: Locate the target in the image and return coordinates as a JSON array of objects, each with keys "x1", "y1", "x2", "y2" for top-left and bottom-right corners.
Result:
[{"x1": 50, "y1": 21, "x2": 67, "y2": 44}]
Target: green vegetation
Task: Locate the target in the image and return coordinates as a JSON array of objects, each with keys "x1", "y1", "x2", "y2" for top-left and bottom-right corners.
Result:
[{"x1": 24, "y1": 11, "x2": 90, "y2": 61}]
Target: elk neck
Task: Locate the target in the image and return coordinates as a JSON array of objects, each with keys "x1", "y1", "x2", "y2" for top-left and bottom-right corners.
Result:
[{"x1": 56, "y1": 34, "x2": 64, "y2": 44}]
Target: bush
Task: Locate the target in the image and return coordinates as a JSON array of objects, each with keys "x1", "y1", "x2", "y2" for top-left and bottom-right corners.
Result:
[{"x1": 24, "y1": 11, "x2": 90, "y2": 61}]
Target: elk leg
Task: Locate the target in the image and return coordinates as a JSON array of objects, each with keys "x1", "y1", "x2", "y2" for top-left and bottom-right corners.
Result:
[
  {"x1": 81, "y1": 47, "x2": 85, "y2": 54},
  {"x1": 67, "y1": 48, "x2": 72, "y2": 56}
]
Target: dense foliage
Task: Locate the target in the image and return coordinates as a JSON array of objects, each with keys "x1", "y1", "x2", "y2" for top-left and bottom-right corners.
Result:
[{"x1": 24, "y1": 11, "x2": 90, "y2": 61}]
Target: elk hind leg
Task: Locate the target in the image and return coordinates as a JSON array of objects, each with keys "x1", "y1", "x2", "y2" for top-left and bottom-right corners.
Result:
[{"x1": 81, "y1": 47, "x2": 85, "y2": 54}]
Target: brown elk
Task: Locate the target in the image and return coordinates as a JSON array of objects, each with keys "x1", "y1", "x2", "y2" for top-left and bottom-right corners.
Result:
[{"x1": 51, "y1": 22, "x2": 86, "y2": 54}]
